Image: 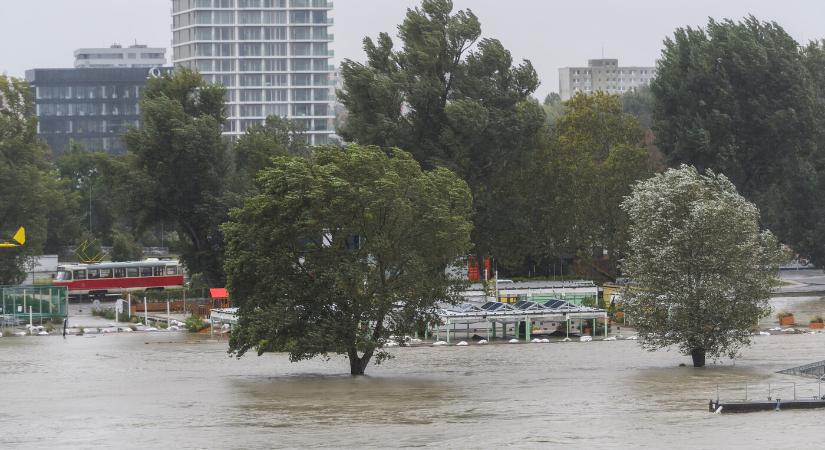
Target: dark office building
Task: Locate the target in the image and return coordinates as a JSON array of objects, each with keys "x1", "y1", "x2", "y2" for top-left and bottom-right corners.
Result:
[{"x1": 25, "y1": 67, "x2": 168, "y2": 155}]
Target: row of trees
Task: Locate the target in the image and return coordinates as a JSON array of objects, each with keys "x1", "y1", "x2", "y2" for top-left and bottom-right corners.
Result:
[{"x1": 0, "y1": 69, "x2": 307, "y2": 286}]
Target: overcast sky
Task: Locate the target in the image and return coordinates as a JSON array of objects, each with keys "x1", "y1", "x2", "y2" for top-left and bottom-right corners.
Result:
[{"x1": 2, "y1": 0, "x2": 824, "y2": 98}]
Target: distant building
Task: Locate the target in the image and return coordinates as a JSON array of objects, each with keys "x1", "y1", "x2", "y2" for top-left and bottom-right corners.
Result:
[
  {"x1": 25, "y1": 67, "x2": 170, "y2": 155},
  {"x1": 558, "y1": 58, "x2": 656, "y2": 100},
  {"x1": 170, "y1": 0, "x2": 336, "y2": 145},
  {"x1": 74, "y1": 44, "x2": 167, "y2": 68}
]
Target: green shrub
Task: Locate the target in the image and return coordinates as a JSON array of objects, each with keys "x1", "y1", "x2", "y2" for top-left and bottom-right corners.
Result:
[{"x1": 185, "y1": 314, "x2": 206, "y2": 332}]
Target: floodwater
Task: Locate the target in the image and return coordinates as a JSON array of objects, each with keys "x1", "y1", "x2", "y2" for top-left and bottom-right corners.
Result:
[{"x1": 2, "y1": 330, "x2": 825, "y2": 449}]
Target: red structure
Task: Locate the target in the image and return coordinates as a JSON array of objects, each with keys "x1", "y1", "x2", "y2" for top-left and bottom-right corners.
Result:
[{"x1": 468, "y1": 256, "x2": 480, "y2": 281}]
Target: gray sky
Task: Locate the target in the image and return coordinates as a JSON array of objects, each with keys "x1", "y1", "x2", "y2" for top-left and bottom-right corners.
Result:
[{"x1": 2, "y1": 0, "x2": 824, "y2": 98}]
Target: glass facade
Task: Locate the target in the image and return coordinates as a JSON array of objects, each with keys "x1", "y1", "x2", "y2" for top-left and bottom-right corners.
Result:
[
  {"x1": 171, "y1": 0, "x2": 335, "y2": 144},
  {"x1": 0, "y1": 286, "x2": 68, "y2": 324},
  {"x1": 26, "y1": 68, "x2": 171, "y2": 155}
]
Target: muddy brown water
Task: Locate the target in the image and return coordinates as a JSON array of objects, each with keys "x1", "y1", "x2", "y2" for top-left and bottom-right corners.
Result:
[{"x1": 2, "y1": 329, "x2": 825, "y2": 449}]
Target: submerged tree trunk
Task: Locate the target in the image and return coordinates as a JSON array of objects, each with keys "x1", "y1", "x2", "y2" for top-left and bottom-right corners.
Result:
[
  {"x1": 348, "y1": 347, "x2": 374, "y2": 376},
  {"x1": 691, "y1": 348, "x2": 706, "y2": 367}
]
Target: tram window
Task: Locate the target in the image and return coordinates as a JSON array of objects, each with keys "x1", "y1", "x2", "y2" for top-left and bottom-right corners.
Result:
[
  {"x1": 166, "y1": 266, "x2": 178, "y2": 275},
  {"x1": 114, "y1": 268, "x2": 126, "y2": 278},
  {"x1": 56, "y1": 270, "x2": 72, "y2": 281},
  {"x1": 99, "y1": 268, "x2": 113, "y2": 278},
  {"x1": 153, "y1": 266, "x2": 164, "y2": 276},
  {"x1": 73, "y1": 270, "x2": 86, "y2": 279},
  {"x1": 88, "y1": 269, "x2": 100, "y2": 279},
  {"x1": 126, "y1": 267, "x2": 139, "y2": 277},
  {"x1": 140, "y1": 266, "x2": 153, "y2": 277}
]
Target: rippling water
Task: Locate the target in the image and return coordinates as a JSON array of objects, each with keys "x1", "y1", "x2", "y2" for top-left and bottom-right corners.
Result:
[{"x1": 2, "y1": 330, "x2": 825, "y2": 449}]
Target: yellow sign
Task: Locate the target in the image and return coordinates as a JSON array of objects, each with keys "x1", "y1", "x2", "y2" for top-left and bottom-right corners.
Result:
[{"x1": 0, "y1": 227, "x2": 25, "y2": 248}]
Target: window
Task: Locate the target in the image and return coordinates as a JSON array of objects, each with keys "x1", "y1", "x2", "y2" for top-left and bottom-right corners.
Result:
[
  {"x1": 166, "y1": 266, "x2": 178, "y2": 275},
  {"x1": 140, "y1": 266, "x2": 153, "y2": 277},
  {"x1": 292, "y1": 74, "x2": 311, "y2": 86},
  {"x1": 126, "y1": 267, "x2": 139, "y2": 277},
  {"x1": 291, "y1": 59, "x2": 312, "y2": 71},
  {"x1": 292, "y1": 104, "x2": 311, "y2": 116},
  {"x1": 114, "y1": 267, "x2": 126, "y2": 278},
  {"x1": 194, "y1": 27, "x2": 213, "y2": 40},
  {"x1": 239, "y1": 11, "x2": 262, "y2": 24},
  {"x1": 290, "y1": 10, "x2": 310, "y2": 23},
  {"x1": 214, "y1": 11, "x2": 235, "y2": 24},
  {"x1": 264, "y1": 103, "x2": 288, "y2": 116},
  {"x1": 215, "y1": 27, "x2": 234, "y2": 40},
  {"x1": 194, "y1": 11, "x2": 212, "y2": 24},
  {"x1": 215, "y1": 44, "x2": 234, "y2": 56},
  {"x1": 264, "y1": 74, "x2": 288, "y2": 86},
  {"x1": 263, "y1": 11, "x2": 286, "y2": 24},
  {"x1": 241, "y1": 104, "x2": 263, "y2": 117},
  {"x1": 240, "y1": 59, "x2": 262, "y2": 71},
  {"x1": 215, "y1": 59, "x2": 235, "y2": 71},
  {"x1": 292, "y1": 88, "x2": 311, "y2": 101},
  {"x1": 195, "y1": 60, "x2": 213, "y2": 72},
  {"x1": 56, "y1": 270, "x2": 72, "y2": 281},
  {"x1": 74, "y1": 270, "x2": 87, "y2": 280},
  {"x1": 240, "y1": 27, "x2": 262, "y2": 40},
  {"x1": 290, "y1": 43, "x2": 311, "y2": 56},
  {"x1": 100, "y1": 268, "x2": 113, "y2": 278},
  {"x1": 240, "y1": 89, "x2": 263, "y2": 101},
  {"x1": 290, "y1": 27, "x2": 311, "y2": 40},
  {"x1": 264, "y1": 27, "x2": 287, "y2": 40},
  {"x1": 240, "y1": 43, "x2": 262, "y2": 56},
  {"x1": 264, "y1": 89, "x2": 288, "y2": 101},
  {"x1": 263, "y1": 43, "x2": 287, "y2": 56},
  {"x1": 264, "y1": 59, "x2": 287, "y2": 71},
  {"x1": 240, "y1": 74, "x2": 262, "y2": 86},
  {"x1": 153, "y1": 266, "x2": 165, "y2": 276}
]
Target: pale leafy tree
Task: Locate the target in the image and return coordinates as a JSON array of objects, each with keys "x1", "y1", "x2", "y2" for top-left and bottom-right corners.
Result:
[
  {"x1": 621, "y1": 165, "x2": 782, "y2": 367},
  {"x1": 223, "y1": 145, "x2": 473, "y2": 375}
]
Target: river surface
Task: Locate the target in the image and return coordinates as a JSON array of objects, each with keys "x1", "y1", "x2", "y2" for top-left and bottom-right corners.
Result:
[{"x1": 2, "y1": 330, "x2": 825, "y2": 449}]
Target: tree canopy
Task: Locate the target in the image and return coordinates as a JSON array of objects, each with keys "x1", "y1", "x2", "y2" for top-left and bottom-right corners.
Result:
[
  {"x1": 651, "y1": 16, "x2": 824, "y2": 264},
  {"x1": 621, "y1": 165, "x2": 782, "y2": 367},
  {"x1": 534, "y1": 92, "x2": 653, "y2": 278},
  {"x1": 223, "y1": 145, "x2": 473, "y2": 375},
  {"x1": 0, "y1": 75, "x2": 59, "y2": 284},
  {"x1": 124, "y1": 68, "x2": 229, "y2": 286},
  {"x1": 338, "y1": 0, "x2": 545, "y2": 269}
]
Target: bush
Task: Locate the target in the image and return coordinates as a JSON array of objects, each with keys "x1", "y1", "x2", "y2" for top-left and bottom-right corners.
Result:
[
  {"x1": 185, "y1": 314, "x2": 206, "y2": 332},
  {"x1": 811, "y1": 315, "x2": 824, "y2": 324},
  {"x1": 776, "y1": 310, "x2": 794, "y2": 320}
]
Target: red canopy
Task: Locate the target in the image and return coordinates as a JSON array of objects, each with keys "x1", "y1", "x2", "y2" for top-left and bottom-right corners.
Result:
[{"x1": 209, "y1": 288, "x2": 228, "y2": 299}]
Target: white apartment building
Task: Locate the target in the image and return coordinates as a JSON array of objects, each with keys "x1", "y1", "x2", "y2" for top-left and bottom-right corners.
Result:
[
  {"x1": 75, "y1": 44, "x2": 167, "y2": 68},
  {"x1": 558, "y1": 58, "x2": 656, "y2": 100},
  {"x1": 171, "y1": 0, "x2": 335, "y2": 144}
]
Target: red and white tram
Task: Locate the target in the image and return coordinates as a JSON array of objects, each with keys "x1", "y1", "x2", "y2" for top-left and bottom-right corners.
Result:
[{"x1": 53, "y1": 259, "x2": 185, "y2": 299}]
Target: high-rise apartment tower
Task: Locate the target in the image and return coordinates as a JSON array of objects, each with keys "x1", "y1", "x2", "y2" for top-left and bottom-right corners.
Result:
[{"x1": 171, "y1": 0, "x2": 335, "y2": 144}]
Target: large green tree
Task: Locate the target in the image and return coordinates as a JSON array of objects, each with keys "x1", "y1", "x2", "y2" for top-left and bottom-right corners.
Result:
[
  {"x1": 124, "y1": 68, "x2": 229, "y2": 286},
  {"x1": 0, "y1": 76, "x2": 58, "y2": 284},
  {"x1": 540, "y1": 92, "x2": 653, "y2": 278},
  {"x1": 621, "y1": 165, "x2": 782, "y2": 367},
  {"x1": 651, "y1": 16, "x2": 823, "y2": 263},
  {"x1": 231, "y1": 115, "x2": 309, "y2": 195},
  {"x1": 224, "y1": 145, "x2": 473, "y2": 375},
  {"x1": 338, "y1": 0, "x2": 545, "y2": 270}
]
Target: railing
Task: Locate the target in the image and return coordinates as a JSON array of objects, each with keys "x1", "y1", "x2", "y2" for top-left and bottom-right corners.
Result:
[{"x1": 715, "y1": 380, "x2": 825, "y2": 403}]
